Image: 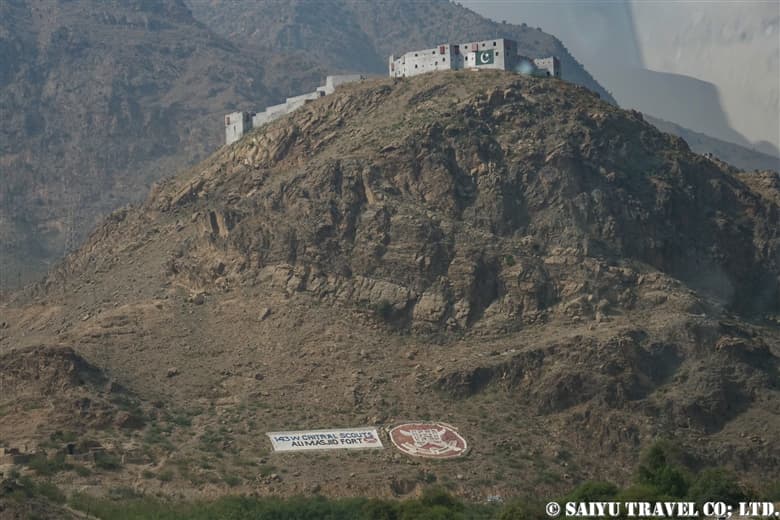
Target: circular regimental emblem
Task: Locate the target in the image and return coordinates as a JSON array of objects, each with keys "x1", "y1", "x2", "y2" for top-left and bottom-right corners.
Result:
[{"x1": 389, "y1": 422, "x2": 467, "y2": 459}]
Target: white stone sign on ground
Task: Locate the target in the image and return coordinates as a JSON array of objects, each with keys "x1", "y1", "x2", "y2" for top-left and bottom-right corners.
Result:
[
  {"x1": 266, "y1": 428, "x2": 384, "y2": 452},
  {"x1": 389, "y1": 422, "x2": 467, "y2": 459}
]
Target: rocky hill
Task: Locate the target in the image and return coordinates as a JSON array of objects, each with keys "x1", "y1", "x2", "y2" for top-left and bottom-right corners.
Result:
[
  {"x1": 0, "y1": 0, "x2": 618, "y2": 293},
  {"x1": 186, "y1": 0, "x2": 780, "y2": 191},
  {"x1": 1, "y1": 72, "x2": 778, "y2": 502}
]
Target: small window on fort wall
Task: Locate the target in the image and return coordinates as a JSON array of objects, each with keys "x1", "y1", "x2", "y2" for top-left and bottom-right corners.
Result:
[
  {"x1": 415, "y1": 64, "x2": 418, "y2": 68},
  {"x1": 493, "y1": 41, "x2": 496, "y2": 46}
]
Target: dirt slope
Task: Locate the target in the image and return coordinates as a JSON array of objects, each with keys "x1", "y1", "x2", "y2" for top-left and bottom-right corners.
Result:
[{"x1": 0, "y1": 71, "x2": 778, "y2": 500}]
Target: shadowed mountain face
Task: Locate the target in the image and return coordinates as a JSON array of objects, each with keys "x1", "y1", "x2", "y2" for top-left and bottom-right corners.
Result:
[
  {"x1": 647, "y1": 115, "x2": 780, "y2": 173},
  {"x1": 1, "y1": 73, "x2": 777, "y2": 500},
  {"x1": 463, "y1": 0, "x2": 645, "y2": 69},
  {"x1": 0, "y1": 0, "x2": 271, "y2": 288},
  {"x1": 597, "y1": 66, "x2": 754, "y2": 149},
  {"x1": 185, "y1": 0, "x2": 616, "y2": 103}
]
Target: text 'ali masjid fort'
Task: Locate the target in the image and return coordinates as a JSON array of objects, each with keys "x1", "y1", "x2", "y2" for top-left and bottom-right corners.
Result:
[{"x1": 225, "y1": 37, "x2": 561, "y2": 145}]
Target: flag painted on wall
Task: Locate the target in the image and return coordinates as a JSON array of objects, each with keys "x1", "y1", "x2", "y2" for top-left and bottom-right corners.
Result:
[{"x1": 477, "y1": 50, "x2": 494, "y2": 65}]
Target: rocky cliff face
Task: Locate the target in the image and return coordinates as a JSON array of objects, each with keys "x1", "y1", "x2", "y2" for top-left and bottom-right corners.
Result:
[
  {"x1": 81, "y1": 71, "x2": 778, "y2": 326},
  {"x1": 1, "y1": 72, "x2": 778, "y2": 499}
]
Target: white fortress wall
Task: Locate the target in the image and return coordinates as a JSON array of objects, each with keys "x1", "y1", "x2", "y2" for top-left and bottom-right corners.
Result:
[
  {"x1": 324, "y1": 74, "x2": 367, "y2": 94},
  {"x1": 390, "y1": 44, "x2": 458, "y2": 78},
  {"x1": 460, "y1": 38, "x2": 516, "y2": 71},
  {"x1": 225, "y1": 75, "x2": 369, "y2": 145}
]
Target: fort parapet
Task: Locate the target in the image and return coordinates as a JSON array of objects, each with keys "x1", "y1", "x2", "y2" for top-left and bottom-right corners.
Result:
[{"x1": 225, "y1": 74, "x2": 367, "y2": 145}]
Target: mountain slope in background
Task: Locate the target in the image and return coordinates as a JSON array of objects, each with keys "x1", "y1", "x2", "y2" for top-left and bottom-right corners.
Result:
[
  {"x1": 0, "y1": 0, "x2": 272, "y2": 288},
  {"x1": 185, "y1": 0, "x2": 616, "y2": 104},
  {"x1": 3, "y1": 0, "x2": 774, "y2": 295},
  {"x1": 1, "y1": 72, "x2": 777, "y2": 500},
  {"x1": 647, "y1": 115, "x2": 780, "y2": 173}
]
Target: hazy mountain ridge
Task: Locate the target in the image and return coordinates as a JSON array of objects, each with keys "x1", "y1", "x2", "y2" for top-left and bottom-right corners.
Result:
[
  {"x1": 459, "y1": 1, "x2": 780, "y2": 160},
  {"x1": 646, "y1": 115, "x2": 780, "y2": 173},
  {"x1": 186, "y1": 0, "x2": 616, "y2": 103}
]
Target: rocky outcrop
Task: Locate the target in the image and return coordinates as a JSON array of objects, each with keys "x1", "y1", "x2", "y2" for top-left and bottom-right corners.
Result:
[{"x1": 83, "y1": 71, "x2": 778, "y2": 333}]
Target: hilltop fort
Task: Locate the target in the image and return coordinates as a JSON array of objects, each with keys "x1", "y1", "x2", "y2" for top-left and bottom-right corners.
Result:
[
  {"x1": 389, "y1": 37, "x2": 560, "y2": 78},
  {"x1": 224, "y1": 38, "x2": 561, "y2": 145}
]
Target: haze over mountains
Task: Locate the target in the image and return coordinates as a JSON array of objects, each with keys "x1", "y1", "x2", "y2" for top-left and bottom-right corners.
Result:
[{"x1": 465, "y1": 0, "x2": 780, "y2": 158}]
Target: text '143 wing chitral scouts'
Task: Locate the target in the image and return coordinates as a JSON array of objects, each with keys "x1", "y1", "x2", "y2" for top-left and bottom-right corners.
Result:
[
  {"x1": 389, "y1": 422, "x2": 467, "y2": 459},
  {"x1": 266, "y1": 428, "x2": 383, "y2": 452}
]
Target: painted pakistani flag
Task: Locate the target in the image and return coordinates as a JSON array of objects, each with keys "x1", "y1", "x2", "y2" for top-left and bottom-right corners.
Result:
[{"x1": 477, "y1": 49, "x2": 494, "y2": 65}]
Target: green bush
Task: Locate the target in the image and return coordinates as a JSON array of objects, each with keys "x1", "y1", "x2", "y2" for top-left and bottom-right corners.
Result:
[
  {"x1": 72, "y1": 464, "x2": 92, "y2": 477},
  {"x1": 33, "y1": 480, "x2": 66, "y2": 504},
  {"x1": 763, "y1": 480, "x2": 780, "y2": 501},
  {"x1": 373, "y1": 299, "x2": 395, "y2": 320},
  {"x1": 615, "y1": 484, "x2": 673, "y2": 501},
  {"x1": 66, "y1": 491, "x2": 496, "y2": 520},
  {"x1": 94, "y1": 451, "x2": 122, "y2": 471},
  {"x1": 9, "y1": 476, "x2": 65, "y2": 504},
  {"x1": 28, "y1": 452, "x2": 70, "y2": 476},
  {"x1": 157, "y1": 469, "x2": 174, "y2": 482},
  {"x1": 636, "y1": 441, "x2": 690, "y2": 498},
  {"x1": 497, "y1": 499, "x2": 548, "y2": 520},
  {"x1": 108, "y1": 487, "x2": 142, "y2": 501},
  {"x1": 362, "y1": 500, "x2": 400, "y2": 520},
  {"x1": 564, "y1": 481, "x2": 619, "y2": 502},
  {"x1": 222, "y1": 474, "x2": 242, "y2": 487},
  {"x1": 687, "y1": 468, "x2": 747, "y2": 506}
]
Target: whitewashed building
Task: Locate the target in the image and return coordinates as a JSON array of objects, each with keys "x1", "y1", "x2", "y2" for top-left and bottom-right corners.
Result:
[{"x1": 389, "y1": 38, "x2": 560, "y2": 79}]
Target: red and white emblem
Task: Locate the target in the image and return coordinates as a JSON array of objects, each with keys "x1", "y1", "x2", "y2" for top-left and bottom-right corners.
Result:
[{"x1": 389, "y1": 422, "x2": 467, "y2": 459}]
